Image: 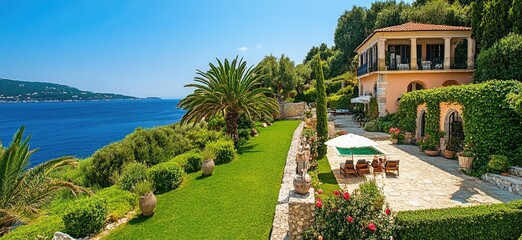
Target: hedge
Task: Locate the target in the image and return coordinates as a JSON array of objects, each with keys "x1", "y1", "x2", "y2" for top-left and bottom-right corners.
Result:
[
  {"x1": 63, "y1": 197, "x2": 108, "y2": 238},
  {"x1": 147, "y1": 162, "x2": 185, "y2": 194},
  {"x1": 2, "y1": 215, "x2": 63, "y2": 240},
  {"x1": 475, "y1": 33, "x2": 522, "y2": 83},
  {"x1": 396, "y1": 201, "x2": 522, "y2": 240},
  {"x1": 397, "y1": 80, "x2": 522, "y2": 171},
  {"x1": 117, "y1": 162, "x2": 148, "y2": 191},
  {"x1": 206, "y1": 140, "x2": 236, "y2": 165},
  {"x1": 169, "y1": 150, "x2": 202, "y2": 173},
  {"x1": 96, "y1": 186, "x2": 138, "y2": 221}
]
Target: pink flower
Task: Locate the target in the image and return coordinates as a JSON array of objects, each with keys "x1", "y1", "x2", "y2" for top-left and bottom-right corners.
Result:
[
  {"x1": 343, "y1": 192, "x2": 350, "y2": 200},
  {"x1": 368, "y1": 223, "x2": 376, "y2": 231},
  {"x1": 317, "y1": 189, "x2": 323, "y2": 195},
  {"x1": 385, "y1": 208, "x2": 391, "y2": 216},
  {"x1": 315, "y1": 200, "x2": 323, "y2": 208},
  {"x1": 346, "y1": 216, "x2": 353, "y2": 223},
  {"x1": 333, "y1": 190, "x2": 340, "y2": 196}
]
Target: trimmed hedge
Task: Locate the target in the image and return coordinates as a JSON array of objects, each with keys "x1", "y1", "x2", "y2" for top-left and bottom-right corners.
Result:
[
  {"x1": 96, "y1": 186, "x2": 138, "y2": 221},
  {"x1": 63, "y1": 197, "x2": 108, "y2": 238},
  {"x1": 169, "y1": 150, "x2": 202, "y2": 173},
  {"x1": 206, "y1": 140, "x2": 236, "y2": 165},
  {"x1": 147, "y1": 162, "x2": 185, "y2": 194},
  {"x1": 396, "y1": 202, "x2": 522, "y2": 240},
  {"x1": 397, "y1": 80, "x2": 522, "y2": 171}
]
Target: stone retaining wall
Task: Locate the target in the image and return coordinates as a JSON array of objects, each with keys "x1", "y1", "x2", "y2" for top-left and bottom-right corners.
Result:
[
  {"x1": 482, "y1": 173, "x2": 522, "y2": 196},
  {"x1": 509, "y1": 167, "x2": 522, "y2": 178},
  {"x1": 278, "y1": 102, "x2": 309, "y2": 119}
]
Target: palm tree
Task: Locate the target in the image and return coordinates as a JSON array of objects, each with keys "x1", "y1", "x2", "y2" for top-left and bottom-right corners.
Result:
[
  {"x1": 0, "y1": 126, "x2": 88, "y2": 235},
  {"x1": 178, "y1": 57, "x2": 278, "y2": 144}
]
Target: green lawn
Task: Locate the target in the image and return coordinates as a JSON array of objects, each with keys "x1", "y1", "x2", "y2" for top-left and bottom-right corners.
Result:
[
  {"x1": 313, "y1": 157, "x2": 339, "y2": 197},
  {"x1": 104, "y1": 120, "x2": 300, "y2": 240}
]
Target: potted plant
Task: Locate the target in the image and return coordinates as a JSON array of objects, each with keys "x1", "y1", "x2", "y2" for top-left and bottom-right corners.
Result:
[
  {"x1": 458, "y1": 142, "x2": 475, "y2": 170},
  {"x1": 419, "y1": 134, "x2": 440, "y2": 156},
  {"x1": 444, "y1": 137, "x2": 458, "y2": 159},
  {"x1": 201, "y1": 147, "x2": 216, "y2": 176},
  {"x1": 134, "y1": 181, "x2": 156, "y2": 216},
  {"x1": 389, "y1": 127, "x2": 401, "y2": 144},
  {"x1": 488, "y1": 155, "x2": 511, "y2": 176}
]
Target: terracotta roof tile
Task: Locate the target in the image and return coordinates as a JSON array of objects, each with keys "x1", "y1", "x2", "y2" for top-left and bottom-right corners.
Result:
[{"x1": 374, "y1": 22, "x2": 471, "y2": 32}]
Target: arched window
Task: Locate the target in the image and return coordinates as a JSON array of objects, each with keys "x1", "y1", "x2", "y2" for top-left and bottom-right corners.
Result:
[
  {"x1": 373, "y1": 82, "x2": 378, "y2": 96},
  {"x1": 417, "y1": 110, "x2": 427, "y2": 138},
  {"x1": 444, "y1": 110, "x2": 464, "y2": 151},
  {"x1": 407, "y1": 81, "x2": 425, "y2": 92},
  {"x1": 442, "y1": 80, "x2": 460, "y2": 87}
]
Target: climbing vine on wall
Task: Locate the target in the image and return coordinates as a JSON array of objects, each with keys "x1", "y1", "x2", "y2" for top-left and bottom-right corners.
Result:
[{"x1": 397, "y1": 80, "x2": 522, "y2": 171}]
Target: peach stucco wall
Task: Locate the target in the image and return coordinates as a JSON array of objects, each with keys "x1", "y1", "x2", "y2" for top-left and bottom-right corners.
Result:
[
  {"x1": 383, "y1": 71, "x2": 472, "y2": 113},
  {"x1": 359, "y1": 74, "x2": 378, "y2": 96}
]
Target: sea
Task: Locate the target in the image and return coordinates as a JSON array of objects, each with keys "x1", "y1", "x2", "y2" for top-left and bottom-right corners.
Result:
[{"x1": 0, "y1": 99, "x2": 184, "y2": 167}]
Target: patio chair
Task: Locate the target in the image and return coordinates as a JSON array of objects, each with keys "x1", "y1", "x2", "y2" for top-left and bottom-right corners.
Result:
[
  {"x1": 384, "y1": 160, "x2": 400, "y2": 176},
  {"x1": 356, "y1": 159, "x2": 371, "y2": 175},
  {"x1": 371, "y1": 159, "x2": 385, "y2": 175},
  {"x1": 339, "y1": 160, "x2": 357, "y2": 177}
]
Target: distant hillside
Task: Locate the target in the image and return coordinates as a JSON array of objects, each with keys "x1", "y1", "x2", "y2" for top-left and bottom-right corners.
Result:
[{"x1": 0, "y1": 78, "x2": 139, "y2": 102}]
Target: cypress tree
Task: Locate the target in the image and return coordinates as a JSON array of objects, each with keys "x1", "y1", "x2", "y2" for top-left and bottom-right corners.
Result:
[{"x1": 315, "y1": 55, "x2": 328, "y2": 158}]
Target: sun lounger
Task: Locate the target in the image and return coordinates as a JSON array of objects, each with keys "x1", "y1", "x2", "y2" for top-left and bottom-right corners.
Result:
[
  {"x1": 356, "y1": 159, "x2": 371, "y2": 175},
  {"x1": 339, "y1": 160, "x2": 357, "y2": 177},
  {"x1": 384, "y1": 159, "x2": 400, "y2": 176}
]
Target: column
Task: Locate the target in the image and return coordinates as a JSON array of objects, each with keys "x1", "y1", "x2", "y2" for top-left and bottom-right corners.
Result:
[
  {"x1": 467, "y1": 37, "x2": 475, "y2": 69},
  {"x1": 288, "y1": 188, "x2": 315, "y2": 240},
  {"x1": 377, "y1": 38, "x2": 386, "y2": 71},
  {"x1": 444, "y1": 37, "x2": 451, "y2": 69},
  {"x1": 410, "y1": 38, "x2": 417, "y2": 70}
]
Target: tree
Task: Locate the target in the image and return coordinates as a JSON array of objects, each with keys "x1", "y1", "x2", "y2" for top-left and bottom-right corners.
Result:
[
  {"x1": 257, "y1": 55, "x2": 278, "y2": 92},
  {"x1": 0, "y1": 126, "x2": 87, "y2": 235},
  {"x1": 475, "y1": 33, "x2": 522, "y2": 83},
  {"x1": 334, "y1": 6, "x2": 367, "y2": 66},
  {"x1": 479, "y1": 0, "x2": 513, "y2": 49},
  {"x1": 295, "y1": 63, "x2": 313, "y2": 94},
  {"x1": 375, "y1": 2, "x2": 409, "y2": 29},
  {"x1": 402, "y1": 0, "x2": 470, "y2": 26},
  {"x1": 315, "y1": 56, "x2": 328, "y2": 159},
  {"x1": 277, "y1": 55, "x2": 297, "y2": 100},
  {"x1": 178, "y1": 57, "x2": 279, "y2": 145},
  {"x1": 510, "y1": 0, "x2": 522, "y2": 34}
]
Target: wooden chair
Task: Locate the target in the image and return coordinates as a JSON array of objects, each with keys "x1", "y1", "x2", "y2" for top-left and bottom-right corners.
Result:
[
  {"x1": 371, "y1": 159, "x2": 385, "y2": 175},
  {"x1": 356, "y1": 159, "x2": 371, "y2": 176},
  {"x1": 384, "y1": 160, "x2": 400, "y2": 176},
  {"x1": 339, "y1": 160, "x2": 357, "y2": 177}
]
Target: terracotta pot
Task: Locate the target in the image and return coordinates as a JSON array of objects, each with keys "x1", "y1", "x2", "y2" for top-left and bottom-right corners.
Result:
[
  {"x1": 139, "y1": 192, "x2": 157, "y2": 216},
  {"x1": 424, "y1": 150, "x2": 439, "y2": 156},
  {"x1": 202, "y1": 159, "x2": 215, "y2": 176},
  {"x1": 293, "y1": 172, "x2": 312, "y2": 194},
  {"x1": 444, "y1": 150, "x2": 455, "y2": 159},
  {"x1": 458, "y1": 156, "x2": 474, "y2": 170},
  {"x1": 391, "y1": 138, "x2": 398, "y2": 144},
  {"x1": 501, "y1": 172, "x2": 509, "y2": 176}
]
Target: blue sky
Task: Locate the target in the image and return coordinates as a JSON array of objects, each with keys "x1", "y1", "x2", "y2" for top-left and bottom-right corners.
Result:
[{"x1": 0, "y1": 0, "x2": 412, "y2": 99}]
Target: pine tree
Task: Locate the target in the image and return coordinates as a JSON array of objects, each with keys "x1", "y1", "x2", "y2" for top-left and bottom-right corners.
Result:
[{"x1": 315, "y1": 56, "x2": 328, "y2": 158}]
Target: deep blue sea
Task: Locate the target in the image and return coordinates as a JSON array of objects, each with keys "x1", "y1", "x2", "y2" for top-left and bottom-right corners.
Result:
[{"x1": 0, "y1": 99, "x2": 184, "y2": 167}]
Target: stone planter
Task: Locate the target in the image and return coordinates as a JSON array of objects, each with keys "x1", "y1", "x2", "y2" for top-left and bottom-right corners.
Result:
[
  {"x1": 458, "y1": 156, "x2": 474, "y2": 170},
  {"x1": 202, "y1": 159, "x2": 215, "y2": 176},
  {"x1": 391, "y1": 138, "x2": 398, "y2": 144},
  {"x1": 443, "y1": 150, "x2": 455, "y2": 159},
  {"x1": 140, "y1": 192, "x2": 157, "y2": 216},
  {"x1": 424, "y1": 150, "x2": 439, "y2": 156},
  {"x1": 293, "y1": 172, "x2": 312, "y2": 194}
]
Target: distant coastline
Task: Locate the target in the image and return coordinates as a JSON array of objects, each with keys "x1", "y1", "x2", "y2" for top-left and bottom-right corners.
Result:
[{"x1": 0, "y1": 97, "x2": 162, "y2": 104}]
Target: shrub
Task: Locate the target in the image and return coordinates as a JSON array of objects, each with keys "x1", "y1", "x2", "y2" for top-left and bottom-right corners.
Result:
[
  {"x1": 116, "y1": 162, "x2": 149, "y2": 191},
  {"x1": 51, "y1": 158, "x2": 93, "y2": 187},
  {"x1": 359, "y1": 179, "x2": 385, "y2": 211},
  {"x1": 2, "y1": 216, "x2": 63, "y2": 240},
  {"x1": 96, "y1": 186, "x2": 138, "y2": 221},
  {"x1": 304, "y1": 180, "x2": 395, "y2": 240},
  {"x1": 133, "y1": 181, "x2": 154, "y2": 196},
  {"x1": 363, "y1": 120, "x2": 380, "y2": 132},
  {"x1": 488, "y1": 155, "x2": 512, "y2": 173},
  {"x1": 63, "y1": 197, "x2": 108, "y2": 238},
  {"x1": 206, "y1": 140, "x2": 236, "y2": 165},
  {"x1": 87, "y1": 141, "x2": 135, "y2": 187},
  {"x1": 170, "y1": 150, "x2": 202, "y2": 173},
  {"x1": 475, "y1": 33, "x2": 522, "y2": 83},
  {"x1": 396, "y1": 203, "x2": 522, "y2": 240},
  {"x1": 147, "y1": 162, "x2": 184, "y2": 194},
  {"x1": 327, "y1": 94, "x2": 350, "y2": 109}
]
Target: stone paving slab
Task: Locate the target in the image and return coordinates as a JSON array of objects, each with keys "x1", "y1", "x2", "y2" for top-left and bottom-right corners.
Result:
[
  {"x1": 327, "y1": 142, "x2": 522, "y2": 211},
  {"x1": 330, "y1": 114, "x2": 390, "y2": 140}
]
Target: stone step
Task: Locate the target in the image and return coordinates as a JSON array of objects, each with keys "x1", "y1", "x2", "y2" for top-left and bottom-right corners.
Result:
[
  {"x1": 509, "y1": 166, "x2": 522, "y2": 178},
  {"x1": 482, "y1": 173, "x2": 522, "y2": 196}
]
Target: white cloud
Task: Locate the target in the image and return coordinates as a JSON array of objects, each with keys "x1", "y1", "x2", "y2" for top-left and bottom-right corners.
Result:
[
  {"x1": 255, "y1": 44, "x2": 262, "y2": 49},
  {"x1": 238, "y1": 46, "x2": 249, "y2": 52}
]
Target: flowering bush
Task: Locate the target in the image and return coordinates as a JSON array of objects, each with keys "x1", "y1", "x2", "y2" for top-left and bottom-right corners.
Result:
[
  {"x1": 388, "y1": 127, "x2": 401, "y2": 139},
  {"x1": 304, "y1": 180, "x2": 395, "y2": 240},
  {"x1": 459, "y1": 142, "x2": 475, "y2": 158},
  {"x1": 418, "y1": 133, "x2": 442, "y2": 151}
]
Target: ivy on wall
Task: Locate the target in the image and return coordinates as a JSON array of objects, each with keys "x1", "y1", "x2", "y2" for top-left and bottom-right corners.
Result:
[{"x1": 397, "y1": 80, "x2": 522, "y2": 171}]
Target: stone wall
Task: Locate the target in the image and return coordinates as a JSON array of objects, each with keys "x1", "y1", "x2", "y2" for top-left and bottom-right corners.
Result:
[
  {"x1": 278, "y1": 102, "x2": 309, "y2": 119},
  {"x1": 509, "y1": 167, "x2": 522, "y2": 178},
  {"x1": 482, "y1": 173, "x2": 522, "y2": 196},
  {"x1": 288, "y1": 188, "x2": 315, "y2": 240}
]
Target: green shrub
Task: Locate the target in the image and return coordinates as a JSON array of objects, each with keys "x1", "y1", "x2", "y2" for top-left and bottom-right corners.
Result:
[
  {"x1": 396, "y1": 203, "x2": 522, "y2": 240},
  {"x1": 508, "y1": 199, "x2": 522, "y2": 210},
  {"x1": 359, "y1": 179, "x2": 385, "y2": 211},
  {"x1": 96, "y1": 186, "x2": 138, "y2": 221},
  {"x1": 363, "y1": 120, "x2": 380, "y2": 132},
  {"x1": 170, "y1": 150, "x2": 202, "y2": 173},
  {"x1": 2, "y1": 215, "x2": 63, "y2": 240},
  {"x1": 488, "y1": 155, "x2": 512, "y2": 173},
  {"x1": 63, "y1": 197, "x2": 108, "y2": 238},
  {"x1": 304, "y1": 180, "x2": 395, "y2": 240},
  {"x1": 116, "y1": 162, "x2": 149, "y2": 191},
  {"x1": 147, "y1": 162, "x2": 185, "y2": 194},
  {"x1": 206, "y1": 140, "x2": 236, "y2": 165},
  {"x1": 88, "y1": 141, "x2": 135, "y2": 187},
  {"x1": 327, "y1": 94, "x2": 350, "y2": 109},
  {"x1": 133, "y1": 180, "x2": 154, "y2": 196},
  {"x1": 475, "y1": 33, "x2": 522, "y2": 83}
]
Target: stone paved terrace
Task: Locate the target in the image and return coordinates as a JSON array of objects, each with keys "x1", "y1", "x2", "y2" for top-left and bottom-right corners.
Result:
[
  {"x1": 329, "y1": 114, "x2": 390, "y2": 140},
  {"x1": 327, "y1": 142, "x2": 522, "y2": 211}
]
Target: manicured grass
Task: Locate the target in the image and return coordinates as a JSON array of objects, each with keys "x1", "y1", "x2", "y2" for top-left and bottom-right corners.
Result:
[
  {"x1": 104, "y1": 120, "x2": 300, "y2": 240},
  {"x1": 313, "y1": 157, "x2": 339, "y2": 197}
]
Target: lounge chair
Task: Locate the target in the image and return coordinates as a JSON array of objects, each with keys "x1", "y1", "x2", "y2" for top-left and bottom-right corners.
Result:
[
  {"x1": 371, "y1": 159, "x2": 385, "y2": 175},
  {"x1": 356, "y1": 159, "x2": 371, "y2": 175},
  {"x1": 384, "y1": 160, "x2": 400, "y2": 176},
  {"x1": 339, "y1": 160, "x2": 357, "y2": 177}
]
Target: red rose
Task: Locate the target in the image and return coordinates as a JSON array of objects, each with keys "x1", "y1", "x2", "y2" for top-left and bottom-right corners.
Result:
[
  {"x1": 343, "y1": 192, "x2": 350, "y2": 200},
  {"x1": 334, "y1": 190, "x2": 340, "y2": 196},
  {"x1": 346, "y1": 216, "x2": 353, "y2": 223},
  {"x1": 333, "y1": 208, "x2": 338, "y2": 212},
  {"x1": 368, "y1": 223, "x2": 376, "y2": 231},
  {"x1": 315, "y1": 200, "x2": 323, "y2": 208},
  {"x1": 317, "y1": 189, "x2": 323, "y2": 195},
  {"x1": 385, "y1": 208, "x2": 391, "y2": 216}
]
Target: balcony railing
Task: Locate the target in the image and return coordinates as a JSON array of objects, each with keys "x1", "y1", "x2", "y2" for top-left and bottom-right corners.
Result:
[
  {"x1": 387, "y1": 57, "x2": 411, "y2": 70},
  {"x1": 357, "y1": 64, "x2": 368, "y2": 76},
  {"x1": 451, "y1": 56, "x2": 467, "y2": 69},
  {"x1": 417, "y1": 58, "x2": 444, "y2": 70}
]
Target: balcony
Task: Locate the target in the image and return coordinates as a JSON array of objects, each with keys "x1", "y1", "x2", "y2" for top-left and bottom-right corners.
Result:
[
  {"x1": 417, "y1": 58, "x2": 444, "y2": 70},
  {"x1": 357, "y1": 61, "x2": 377, "y2": 76},
  {"x1": 450, "y1": 56, "x2": 467, "y2": 69}
]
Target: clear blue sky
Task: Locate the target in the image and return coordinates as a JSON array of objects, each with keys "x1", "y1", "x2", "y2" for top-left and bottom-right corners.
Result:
[{"x1": 0, "y1": 0, "x2": 412, "y2": 99}]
